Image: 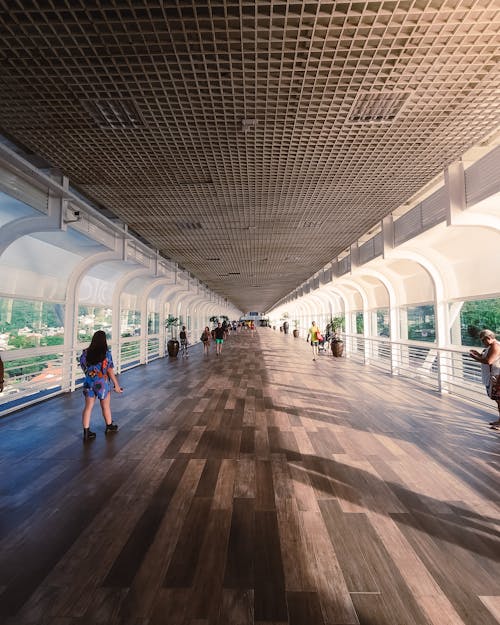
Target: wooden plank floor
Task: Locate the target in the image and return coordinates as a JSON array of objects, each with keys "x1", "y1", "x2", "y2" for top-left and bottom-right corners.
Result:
[{"x1": 1, "y1": 328, "x2": 499, "y2": 625}]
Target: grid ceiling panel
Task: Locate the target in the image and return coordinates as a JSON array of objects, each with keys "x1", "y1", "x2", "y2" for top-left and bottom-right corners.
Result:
[{"x1": 0, "y1": 0, "x2": 499, "y2": 311}]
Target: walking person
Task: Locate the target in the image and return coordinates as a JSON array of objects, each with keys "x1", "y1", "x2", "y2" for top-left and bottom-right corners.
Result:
[
  {"x1": 469, "y1": 329, "x2": 500, "y2": 429},
  {"x1": 201, "y1": 326, "x2": 211, "y2": 355},
  {"x1": 179, "y1": 325, "x2": 189, "y2": 358},
  {"x1": 306, "y1": 321, "x2": 321, "y2": 361},
  {"x1": 80, "y1": 330, "x2": 122, "y2": 441},
  {"x1": 213, "y1": 321, "x2": 225, "y2": 356}
]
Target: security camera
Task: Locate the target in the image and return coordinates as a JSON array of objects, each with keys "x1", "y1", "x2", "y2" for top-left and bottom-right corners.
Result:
[{"x1": 63, "y1": 209, "x2": 82, "y2": 224}]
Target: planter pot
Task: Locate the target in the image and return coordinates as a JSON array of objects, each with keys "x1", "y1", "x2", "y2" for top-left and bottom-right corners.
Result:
[
  {"x1": 331, "y1": 341, "x2": 344, "y2": 357},
  {"x1": 167, "y1": 339, "x2": 179, "y2": 357},
  {"x1": 283, "y1": 321, "x2": 289, "y2": 334},
  {"x1": 293, "y1": 329, "x2": 299, "y2": 337}
]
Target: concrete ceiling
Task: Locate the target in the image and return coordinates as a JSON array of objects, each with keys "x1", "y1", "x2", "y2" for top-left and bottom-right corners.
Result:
[{"x1": 0, "y1": 0, "x2": 499, "y2": 312}]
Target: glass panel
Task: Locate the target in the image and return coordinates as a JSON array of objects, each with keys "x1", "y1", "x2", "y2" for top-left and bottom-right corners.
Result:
[
  {"x1": 78, "y1": 305, "x2": 113, "y2": 342},
  {"x1": 120, "y1": 309, "x2": 141, "y2": 337},
  {"x1": 377, "y1": 308, "x2": 390, "y2": 337},
  {"x1": 400, "y1": 304, "x2": 436, "y2": 342},
  {"x1": 355, "y1": 311, "x2": 364, "y2": 334},
  {"x1": 0, "y1": 297, "x2": 64, "y2": 349},
  {"x1": 450, "y1": 297, "x2": 500, "y2": 346},
  {"x1": 147, "y1": 311, "x2": 159, "y2": 334}
]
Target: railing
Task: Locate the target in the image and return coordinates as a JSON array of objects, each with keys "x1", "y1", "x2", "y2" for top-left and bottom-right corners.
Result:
[
  {"x1": 147, "y1": 335, "x2": 161, "y2": 361},
  {"x1": 0, "y1": 345, "x2": 70, "y2": 414},
  {"x1": 0, "y1": 333, "x2": 492, "y2": 417},
  {"x1": 343, "y1": 333, "x2": 490, "y2": 407},
  {"x1": 0, "y1": 334, "x2": 164, "y2": 416},
  {"x1": 120, "y1": 337, "x2": 141, "y2": 370}
]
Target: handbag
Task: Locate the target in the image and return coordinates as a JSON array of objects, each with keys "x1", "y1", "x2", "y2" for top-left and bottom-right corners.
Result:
[{"x1": 316, "y1": 332, "x2": 323, "y2": 342}]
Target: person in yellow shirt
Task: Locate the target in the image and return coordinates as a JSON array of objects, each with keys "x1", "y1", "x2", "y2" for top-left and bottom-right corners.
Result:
[{"x1": 307, "y1": 321, "x2": 321, "y2": 361}]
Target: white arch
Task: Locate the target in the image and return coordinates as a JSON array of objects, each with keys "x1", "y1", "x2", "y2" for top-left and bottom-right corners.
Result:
[
  {"x1": 387, "y1": 247, "x2": 451, "y2": 346},
  {"x1": 0, "y1": 211, "x2": 62, "y2": 258}
]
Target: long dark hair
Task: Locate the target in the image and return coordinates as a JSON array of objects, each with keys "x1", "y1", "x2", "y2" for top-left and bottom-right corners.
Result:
[{"x1": 86, "y1": 330, "x2": 108, "y2": 365}]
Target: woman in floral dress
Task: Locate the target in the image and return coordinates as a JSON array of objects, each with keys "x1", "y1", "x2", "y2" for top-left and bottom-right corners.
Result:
[{"x1": 80, "y1": 330, "x2": 122, "y2": 440}]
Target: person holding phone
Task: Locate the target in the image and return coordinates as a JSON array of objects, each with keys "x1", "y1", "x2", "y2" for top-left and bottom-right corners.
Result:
[{"x1": 469, "y1": 329, "x2": 500, "y2": 429}]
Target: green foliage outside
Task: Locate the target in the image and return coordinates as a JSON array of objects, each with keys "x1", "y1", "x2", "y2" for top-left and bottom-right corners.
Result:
[
  {"x1": 0, "y1": 298, "x2": 65, "y2": 350},
  {"x1": 355, "y1": 312, "x2": 364, "y2": 334},
  {"x1": 5, "y1": 354, "x2": 60, "y2": 380},
  {"x1": 460, "y1": 298, "x2": 500, "y2": 346},
  {"x1": 0, "y1": 298, "x2": 64, "y2": 331},
  {"x1": 406, "y1": 305, "x2": 435, "y2": 343}
]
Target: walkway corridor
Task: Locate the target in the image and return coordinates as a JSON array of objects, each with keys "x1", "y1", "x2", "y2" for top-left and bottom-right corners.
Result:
[{"x1": 1, "y1": 328, "x2": 499, "y2": 625}]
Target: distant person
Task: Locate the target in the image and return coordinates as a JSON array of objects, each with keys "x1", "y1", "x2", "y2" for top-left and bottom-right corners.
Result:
[
  {"x1": 469, "y1": 329, "x2": 500, "y2": 429},
  {"x1": 179, "y1": 325, "x2": 189, "y2": 357},
  {"x1": 213, "y1": 322, "x2": 225, "y2": 356},
  {"x1": 0, "y1": 354, "x2": 4, "y2": 392},
  {"x1": 306, "y1": 321, "x2": 321, "y2": 361},
  {"x1": 201, "y1": 326, "x2": 211, "y2": 355},
  {"x1": 79, "y1": 330, "x2": 122, "y2": 441}
]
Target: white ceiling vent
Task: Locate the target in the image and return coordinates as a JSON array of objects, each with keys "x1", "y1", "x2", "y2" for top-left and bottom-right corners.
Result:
[
  {"x1": 348, "y1": 91, "x2": 410, "y2": 124},
  {"x1": 83, "y1": 99, "x2": 144, "y2": 129}
]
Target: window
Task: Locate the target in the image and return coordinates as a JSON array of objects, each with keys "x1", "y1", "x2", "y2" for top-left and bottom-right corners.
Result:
[
  {"x1": 0, "y1": 297, "x2": 64, "y2": 349},
  {"x1": 451, "y1": 297, "x2": 500, "y2": 346},
  {"x1": 355, "y1": 311, "x2": 364, "y2": 334},
  {"x1": 400, "y1": 304, "x2": 435, "y2": 342},
  {"x1": 377, "y1": 309, "x2": 389, "y2": 337},
  {"x1": 147, "y1": 311, "x2": 159, "y2": 334},
  {"x1": 78, "y1": 306, "x2": 112, "y2": 342},
  {"x1": 120, "y1": 309, "x2": 141, "y2": 337}
]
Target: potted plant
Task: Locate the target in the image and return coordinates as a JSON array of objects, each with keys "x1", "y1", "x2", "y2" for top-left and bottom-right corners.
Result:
[
  {"x1": 165, "y1": 314, "x2": 180, "y2": 357},
  {"x1": 328, "y1": 315, "x2": 345, "y2": 357},
  {"x1": 293, "y1": 320, "x2": 299, "y2": 338},
  {"x1": 282, "y1": 312, "x2": 289, "y2": 334}
]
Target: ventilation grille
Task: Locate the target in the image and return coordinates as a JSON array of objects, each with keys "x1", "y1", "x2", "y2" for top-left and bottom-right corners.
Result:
[
  {"x1": 176, "y1": 221, "x2": 202, "y2": 231},
  {"x1": 348, "y1": 91, "x2": 410, "y2": 124},
  {"x1": 82, "y1": 99, "x2": 144, "y2": 129}
]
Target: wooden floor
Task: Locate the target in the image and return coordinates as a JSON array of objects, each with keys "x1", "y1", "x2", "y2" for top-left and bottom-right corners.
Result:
[{"x1": 1, "y1": 328, "x2": 499, "y2": 625}]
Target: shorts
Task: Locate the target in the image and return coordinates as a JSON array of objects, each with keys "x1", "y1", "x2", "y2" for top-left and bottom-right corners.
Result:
[
  {"x1": 83, "y1": 381, "x2": 111, "y2": 400},
  {"x1": 216, "y1": 339, "x2": 223, "y2": 344}
]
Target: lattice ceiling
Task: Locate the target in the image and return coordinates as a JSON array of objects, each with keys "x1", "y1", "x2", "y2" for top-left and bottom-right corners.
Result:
[{"x1": 0, "y1": 0, "x2": 499, "y2": 312}]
